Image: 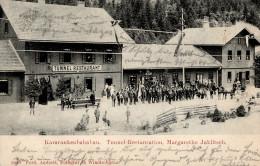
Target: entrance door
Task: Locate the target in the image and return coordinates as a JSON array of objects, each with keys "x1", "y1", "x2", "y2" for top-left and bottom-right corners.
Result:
[{"x1": 105, "y1": 78, "x2": 113, "y2": 86}]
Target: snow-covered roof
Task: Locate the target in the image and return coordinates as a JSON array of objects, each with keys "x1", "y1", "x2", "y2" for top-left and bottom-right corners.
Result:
[
  {"x1": 0, "y1": 40, "x2": 25, "y2": 72},
  {"x1": 122, "y1": 44, "x2": 222, "y2": 69},
  {"x1": 0, "y1": 0, "x2": 135, "y2": 44},
  {"x1": 166, "y1": 23, "x2": 260, "y2": 46}
]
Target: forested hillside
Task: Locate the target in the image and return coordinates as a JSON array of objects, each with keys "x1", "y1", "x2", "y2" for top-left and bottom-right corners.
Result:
[{"x1": 45, "y1": 0, "x2": 260, "y2": 44}]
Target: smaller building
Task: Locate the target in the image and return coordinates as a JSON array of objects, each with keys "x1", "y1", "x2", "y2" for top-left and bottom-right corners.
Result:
[
  {"x1": 0, "y1": 40, "x2": 25, "y2": 103},
  {"x1": 166, "y1": 19, "x2": 260, "y2": 89},
  {"x1": 122, "y1": 44, "x2": 222, "y2": 88}
]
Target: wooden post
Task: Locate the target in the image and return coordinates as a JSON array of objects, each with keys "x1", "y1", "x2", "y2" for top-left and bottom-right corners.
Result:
[{"x1": 216, "y1": 70, "x2": 218, "y2": 87}]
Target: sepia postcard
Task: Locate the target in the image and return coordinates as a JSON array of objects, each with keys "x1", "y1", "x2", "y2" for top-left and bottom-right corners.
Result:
[{"x1": 0, "y1": 0, "x2": 260, "y2": 165}]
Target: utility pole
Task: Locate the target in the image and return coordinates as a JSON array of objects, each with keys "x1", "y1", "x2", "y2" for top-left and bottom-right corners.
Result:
[{"x1": 181, "y1": 7, "x2": 184, "y2": 46}]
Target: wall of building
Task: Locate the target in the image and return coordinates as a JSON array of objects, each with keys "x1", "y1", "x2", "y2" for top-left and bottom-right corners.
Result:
[
  {"x1": 123, "y1": 69, "x2": 218, "y2": 88},
  {"x1": 19, "y1": 42, "x2": 123, "y2": 98},
  {"x1": 222, "y1": 37, "x2": 254, "y2": 69},
  {"x1": 221, "y1": 30, "x2": 256, "y2": 88},
  {"x1": 221, "y1": 68, "x2": 254, "y2": 90},
  {"x1": 25, "y1": 72, "x2": 121, "y2": 99},
  {"x1": 0, "y1": 72, "x2": 24, "y2": 103}
]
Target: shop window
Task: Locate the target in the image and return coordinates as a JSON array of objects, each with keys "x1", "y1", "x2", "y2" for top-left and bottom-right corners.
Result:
[
  {"x1": 103, "y1": 54, "x2": 116, "y2": 64},
  {"x1": 60, "y1": 53, "x2": 74, "y2": 63},
  {"x1": 185, "y1": 73, "x2": 191, "y2": 83},
  {"x1": 209, "y1": 72, "x2": 213, "y2": 83},
  {"x1": 246, "y1": 50, "x2": 250, "y2": 61},
  {"x1": 85, "y1": 77, "x2": 96, "y2": 91},
  {"x1": 129, "y1": 75, "x2": 137, "y2": 87},
  {"x1": 35, "y1": 52, "x2": 51, "y2": 64},
  {"x1": 83, "y1": 54, "x2": 96, "y2": 63},
  {"x1": 227, "y1": 72, "x2": 232, "y2": 83},
  {"x1": 237, "y1": 50, "x2": 241, "y2": 61},
  {"x1": 228, "y1": 50, "x2": 232, "y2": 61},
  {"x1": 4, "y1": 23, "x2": 8, "y2": 33},
  {"x1": 0, "y1": 80, "x2": 8, "y2": 95},
  {"x1": 172, "y1": 72, "x2": 178, "y2": 83},
  {"x1": 246, "y1": 71, "x2": 250, "y2": 81}
]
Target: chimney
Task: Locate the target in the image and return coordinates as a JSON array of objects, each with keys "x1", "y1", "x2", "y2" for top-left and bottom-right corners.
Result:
[
  {"x1": 202, "y1": 16, "x2": 210, "y2": 28},
  {"x1": 77, "y1": 0, "x2": 85, "y2": 7}
]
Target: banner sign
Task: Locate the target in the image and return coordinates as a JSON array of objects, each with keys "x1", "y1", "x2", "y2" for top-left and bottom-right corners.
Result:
[{"x1": 53, "y1": 65, "x2": 101, "y2": 72}]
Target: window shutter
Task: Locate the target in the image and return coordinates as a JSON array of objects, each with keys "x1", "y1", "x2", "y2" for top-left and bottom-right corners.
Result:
[
  {"x1": 92, "y1": 54, "x2": 96, "y2": 63},
  {"x1": 59, "y1": 53, "x2": 64, "y2": 64},
  {"x1": 35, "y1": 53, "x2": 40, "y2": 64},
  {"x1": 92, "y1": 77, "x2": 96, "y2": 91},
  {"x1": 8, "y1": 80, "x2": 12, "y2": 95},
  {"x1": 47, "y1": 53, "x2": 51, "y2": 64},
  {"x1": 112, "y1": 54, "x2": 116, "y2": 63},
  {"x1": 82, "y1": 54, "x2": 86, "y2": 63},
  {"x1": 71, "y1": 53, "x2": 74, "y2": 63}
]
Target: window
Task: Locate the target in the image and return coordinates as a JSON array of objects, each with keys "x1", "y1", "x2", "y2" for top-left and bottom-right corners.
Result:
[
  {"x1": 4, "y1": 23, "x2": 8, "y2": 33},
  {"x1": 172, "y1": 72, "x2": 178, "y2": 83},
  {"x1": 238, "y1": 38, "x2": 241, "y2": 44},
  {"x1": 60, "y1": 53, "x2": 74, "y2": 63},
  {"x1": 228, "y1": 50, "x2": 232, "y2": 61},
  {"x1": 185, "y1": 73, "x2": 191, "y2": 83},
  {"x1": 237, "y1": 50, "x2": 241, "y2": 61},
  {"x1": 227, "y1": 72, "x2": 232, "y2": 83},
  {"x1": 85, "y1": 77, "x2": 96, "y2": 91},
  {"x1": 209, "y1": 72, "x2": 213, "y2": 83},
  {"x1": 246, "y1": 50, "x2": 250, "y2": 61},
  {"x1": 246, "y1": 71, "x2": 250, "y2": 81},
  {"x1": 83, "y1": 54, "x2": 96, "y2": 63},
  {"x1": 0, "y1": 80, "x2": 8, "y2": 95},
  {"x1": 35, "y1": 52, "x2": 51, "y2": 64},
  {"x1": 103, "y1": 54, "x2": 116, "y2": 64}
]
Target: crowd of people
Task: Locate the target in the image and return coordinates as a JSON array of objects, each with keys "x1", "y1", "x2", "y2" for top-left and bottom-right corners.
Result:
[{"x1": 103, "y1": 80, "x2": 242, "y2": 107}]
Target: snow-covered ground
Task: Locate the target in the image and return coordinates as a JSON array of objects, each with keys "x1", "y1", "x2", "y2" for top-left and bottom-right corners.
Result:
[{"x1": 0, "y1": 91, "x2": 259, "y2": 135}]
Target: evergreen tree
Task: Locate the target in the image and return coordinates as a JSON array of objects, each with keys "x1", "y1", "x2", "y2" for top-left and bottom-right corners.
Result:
[
  {"x1": 55, "y1": 76, "x2": 70, "y2": 98},
  {"x1": 24, "y1": 75, "x2": 41, "y2": 99},
  {"x1": 98, "y1": 0, "x2": 106, "y2": 8}
]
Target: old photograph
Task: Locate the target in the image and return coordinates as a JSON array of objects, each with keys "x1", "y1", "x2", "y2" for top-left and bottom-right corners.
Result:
[{"x1": 0, "y1": 0, "x2": 260, "y2": 136}]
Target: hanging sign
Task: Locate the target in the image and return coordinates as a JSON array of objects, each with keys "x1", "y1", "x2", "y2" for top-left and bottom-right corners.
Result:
[{"x1": 53, "y1": 65, "x2": 101, "y2": 72}]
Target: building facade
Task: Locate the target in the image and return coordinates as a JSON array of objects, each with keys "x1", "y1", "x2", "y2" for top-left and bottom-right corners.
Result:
[
  {"x1": 122, "y1": 44, "x2": 221, "y2": 88},
  {"x1": 0, "y1": 0, "x2": 134, "y2": 102},
  {"x1": 166, "y1": 19, "x2": 260, "y2": 90}
]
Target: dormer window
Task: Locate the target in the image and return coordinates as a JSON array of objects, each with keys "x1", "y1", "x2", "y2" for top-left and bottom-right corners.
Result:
[{"x1": 238, "y1": 38, "x2": 241, "y2": 44}]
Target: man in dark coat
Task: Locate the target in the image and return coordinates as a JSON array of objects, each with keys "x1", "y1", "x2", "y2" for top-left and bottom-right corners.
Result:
[{"x1": 90, "y1": 91, "x2": 95, "y2": 106}]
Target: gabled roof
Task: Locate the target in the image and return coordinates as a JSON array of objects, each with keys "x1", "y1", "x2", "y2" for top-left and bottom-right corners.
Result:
[
  {"x1": 122, "y1": 44, "x2": 221, "y2": 69},
  {"x1": 0, "y1": 40, "x2": 25, "y2": 72},
  {"x1": 166, "y1": 23, "x2": 260, "y2": 46},
  {"x1": 0, "y1": 0, "x2": 135, "y2": 44}
]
